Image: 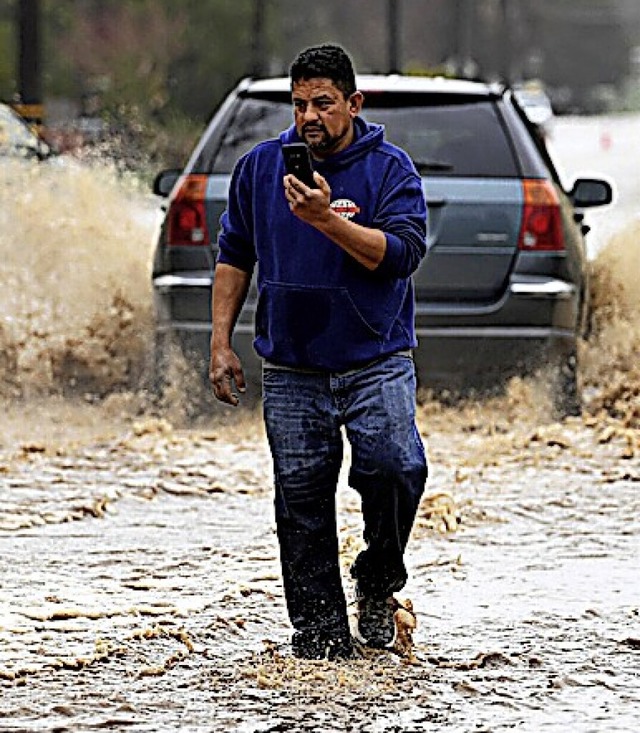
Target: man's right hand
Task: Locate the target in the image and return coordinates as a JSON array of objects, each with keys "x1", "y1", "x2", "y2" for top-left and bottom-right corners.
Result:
[
  {"x1": 209, "y1": 345, "x2": 246, "y2": 406},
  {"x1": 210, "y1": 263, "x2": 252, "y2": 407}
]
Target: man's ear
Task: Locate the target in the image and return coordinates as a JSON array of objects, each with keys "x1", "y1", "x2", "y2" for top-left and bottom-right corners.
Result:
[{"x1": 349, "y1": 91, "x2": 364, "y2": 117}]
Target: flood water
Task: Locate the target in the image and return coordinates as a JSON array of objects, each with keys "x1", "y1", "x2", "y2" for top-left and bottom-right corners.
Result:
[{"x1": 1, "y1": 116, "x2": 639, "y2": 732}]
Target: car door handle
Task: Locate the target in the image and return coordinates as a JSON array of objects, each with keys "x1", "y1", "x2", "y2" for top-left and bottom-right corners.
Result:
[{"x1": 426, "y1": 198, "x2": 446, "y2": 207}]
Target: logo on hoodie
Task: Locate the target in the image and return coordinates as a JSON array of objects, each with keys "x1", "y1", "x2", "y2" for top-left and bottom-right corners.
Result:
[{"x1": 330, "y1": 198, "x2": 361, "y2": 220}]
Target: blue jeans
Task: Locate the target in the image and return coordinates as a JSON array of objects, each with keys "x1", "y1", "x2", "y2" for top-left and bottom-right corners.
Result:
[{"x1": 262, "y1": 354, "x2": 428, "y2": 639}]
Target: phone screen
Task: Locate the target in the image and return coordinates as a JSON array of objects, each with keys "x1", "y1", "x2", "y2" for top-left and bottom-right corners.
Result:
[{"x1": 282, "y1": 143, "x2": 318, "y2": 188}]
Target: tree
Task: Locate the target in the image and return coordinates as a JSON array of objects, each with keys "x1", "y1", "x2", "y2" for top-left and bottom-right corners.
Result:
[
  {"x1": 52, "y1": 0, "x2": 186, "y2": 119},
  {"x1": 0, "y1": 3, "x2": 15, "y2": 100}
]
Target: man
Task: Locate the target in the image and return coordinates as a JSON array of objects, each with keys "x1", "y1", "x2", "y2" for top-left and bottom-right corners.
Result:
[{"x1": 210, "y1": 44, "x2": 428, "y2": 661}]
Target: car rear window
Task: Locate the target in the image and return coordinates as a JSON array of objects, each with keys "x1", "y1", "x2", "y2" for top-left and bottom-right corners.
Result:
[
  {"x1": 208, "y1": 98, "x2": 292, "y2": 173},
  {"x1": 202, "y1": 92, "x2": 519, "y2": 178},
  {"x1": 363, "y1": 100, "x2": 517, "y2": 177}
]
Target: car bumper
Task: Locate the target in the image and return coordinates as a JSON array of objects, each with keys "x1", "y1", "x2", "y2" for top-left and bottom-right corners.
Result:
[
  {"x1": 413, "y1": 325, "x2": 575, "y2": 389},
  {"x1": 413, "y1": 274, "x2": 579, "y2": 387},
  {"x1": 153, "y1": 273, "x2": 579, "y2": 390}
]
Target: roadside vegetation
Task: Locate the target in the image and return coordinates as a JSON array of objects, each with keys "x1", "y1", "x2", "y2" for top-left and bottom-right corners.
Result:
[{"x1": 1, "y1": 0, "x2": 640, "y2": 172}]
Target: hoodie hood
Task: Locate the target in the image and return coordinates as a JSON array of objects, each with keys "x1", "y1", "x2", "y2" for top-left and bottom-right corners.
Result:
[{"x1": 278, "y1": 117, "x2": 385, "y2": 172}]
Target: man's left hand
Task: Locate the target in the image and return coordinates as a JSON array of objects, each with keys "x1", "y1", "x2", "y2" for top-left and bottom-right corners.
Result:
[{"x1": 284, "y1": 172, "x2": 331, "y2": 226}]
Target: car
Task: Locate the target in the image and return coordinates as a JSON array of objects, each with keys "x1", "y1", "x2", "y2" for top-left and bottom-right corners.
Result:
[
  {"x1": 151, "y1": 75, "x2": 613, "y2": 416},
  {"x1": 0, "y1": 102, "x2": 53, "y2": 161},
  {"x1": 512, "y1": 81, "x2": 554, "y2": 134}
]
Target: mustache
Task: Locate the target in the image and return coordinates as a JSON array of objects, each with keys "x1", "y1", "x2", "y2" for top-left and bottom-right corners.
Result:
[{"x1": 302, "y1": 123, "x2": 326, "y2": 134}]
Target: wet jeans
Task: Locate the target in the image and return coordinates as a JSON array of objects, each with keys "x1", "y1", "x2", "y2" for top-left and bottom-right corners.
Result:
[{"x1": 262, "y1": 353, "x2": 428, "y2": 639}]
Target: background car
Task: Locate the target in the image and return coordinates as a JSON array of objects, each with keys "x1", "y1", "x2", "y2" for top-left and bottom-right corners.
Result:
[
  {"x1": 512, "y1": 81, "x2": 555, "y2": 134},
  {"x1": 151, "y1": 75, "x2": 612, "y2": 416},
  {"x1": 0, "y1": 102, "x2": 52, "y2": 161}
]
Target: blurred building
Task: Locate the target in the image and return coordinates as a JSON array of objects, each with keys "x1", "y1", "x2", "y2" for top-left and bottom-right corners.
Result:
[{"x1": 521, "y1": 0, "x2": 638, "y2": 113}]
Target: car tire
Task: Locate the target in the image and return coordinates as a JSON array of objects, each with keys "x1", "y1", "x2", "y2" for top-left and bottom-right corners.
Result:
[
  {"x1": 152, "y1": 332, "x2": 244, "y2": 420},
  {"x1": 151, "y1": 332, "x2": 172, "y2": 402},
  {"x1": 551, "y1": 348, "x2": 581, "y2": 419}
]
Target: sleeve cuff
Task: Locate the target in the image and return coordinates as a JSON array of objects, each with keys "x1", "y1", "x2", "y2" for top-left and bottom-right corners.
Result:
[
  {"x1": 216, "y1": 248, "x2": 255, "y2": 274},
  {"x1": 376, "y1": 232, "x2": 404, "y2": 277}
]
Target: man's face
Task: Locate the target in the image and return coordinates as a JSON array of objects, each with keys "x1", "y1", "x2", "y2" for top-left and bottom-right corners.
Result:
[{"x1": 291, "y1": 77, "x2": 363, "y2": 158}]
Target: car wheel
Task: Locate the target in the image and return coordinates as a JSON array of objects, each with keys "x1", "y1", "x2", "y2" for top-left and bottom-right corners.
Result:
[
  {"x1": 551, "y1": 348, "x2": 581, "y2": 419},
  {"x1": 151, "y1": 332, "x2": 172, "y2": 403},
  {"x1": 151, "y1": 332, "x2": 222, "y2": 420}
]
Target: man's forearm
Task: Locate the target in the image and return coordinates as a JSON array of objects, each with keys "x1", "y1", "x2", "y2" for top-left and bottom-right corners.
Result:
[
  {"x1": 313, "y1": 210, "x2": 387, "y2": 270},
  {"x1": 212, "y1": 263, "x2": 252, "y2": 348},
  {"x1": 284, "y1": 172, "x2": 386, "y2": 270}
]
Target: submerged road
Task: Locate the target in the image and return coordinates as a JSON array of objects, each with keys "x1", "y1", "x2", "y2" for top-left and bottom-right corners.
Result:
[
  {"x1": 1, "y1": 112, "x2": 638, "y2": 731},
  {"x1": 1, "y1": 403, "x2": 637, "y2": 732}
]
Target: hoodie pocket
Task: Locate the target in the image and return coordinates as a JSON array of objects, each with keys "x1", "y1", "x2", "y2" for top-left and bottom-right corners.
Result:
[{"x1": 255, "y1": 281, "x2": 383, "y2": 370}]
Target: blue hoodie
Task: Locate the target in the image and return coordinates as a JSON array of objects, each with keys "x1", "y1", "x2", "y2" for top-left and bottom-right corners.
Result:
[{"x1": 217, "y1": 117, "x2": 427, "y2": 372}]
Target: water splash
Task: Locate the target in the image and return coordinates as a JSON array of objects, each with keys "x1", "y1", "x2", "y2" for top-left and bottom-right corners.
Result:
[
  {"x1": 582, "y1": 219, "x2": 640, "y2": 428},
  {"x1": 1, "y1": 155, "x2": 638, "y2": 432},
  {"x1": 1, "y1": 158, "x2": 157, "y2": 400}
]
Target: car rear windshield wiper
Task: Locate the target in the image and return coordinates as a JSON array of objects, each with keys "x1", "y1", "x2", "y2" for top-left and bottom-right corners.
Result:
[{"x1": 412, "y1": 159, "x2": 454, "y2": 173}]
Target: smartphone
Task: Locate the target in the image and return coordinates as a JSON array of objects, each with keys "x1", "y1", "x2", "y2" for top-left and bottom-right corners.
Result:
[{"x1": 282, "y1": 143, "x2": 318, "y2": 189}]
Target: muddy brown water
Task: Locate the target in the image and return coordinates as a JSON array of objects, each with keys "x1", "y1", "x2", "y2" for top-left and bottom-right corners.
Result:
[
  {"x1": 1, "y1": 125, "x2": 639, "y2": 731},
  {"x1": 1, "y1": 405, "x2": 638, "y2": 732}
]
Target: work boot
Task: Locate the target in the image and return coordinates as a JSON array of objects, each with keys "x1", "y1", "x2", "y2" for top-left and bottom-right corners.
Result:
[
  {"x1": 357, "y1": 593, "x2": 397, "y2": 648},
  {"x1": 291, "y1": 629, "x2": 353, "y2": 661}
]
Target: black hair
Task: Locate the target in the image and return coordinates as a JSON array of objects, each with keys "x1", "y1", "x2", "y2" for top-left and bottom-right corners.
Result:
[{"x1": 289, "y1": 44, "x2": 357, "y2": 99}]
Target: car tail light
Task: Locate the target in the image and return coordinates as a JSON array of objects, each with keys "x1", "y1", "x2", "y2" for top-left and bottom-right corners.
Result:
[
  {"x1": 518, "y1": 179, "x2": 565, "y2": 251},
  {"x1": 166, "y1": 174, "x2": 209, "y2": 246}
]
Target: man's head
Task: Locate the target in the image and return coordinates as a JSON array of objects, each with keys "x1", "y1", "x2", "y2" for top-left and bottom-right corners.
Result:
[
  {"x1": 290, "y1": 44, "x2": 357, "y2": 99},
  {"x1": 289, "y1": 44, "x2": 363, "y2": 158}
]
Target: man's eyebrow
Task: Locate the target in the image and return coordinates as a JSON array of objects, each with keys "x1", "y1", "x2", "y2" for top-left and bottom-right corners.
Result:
[{"x1": 292, "y1": 93, "x2": 336, "y2": 103}]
